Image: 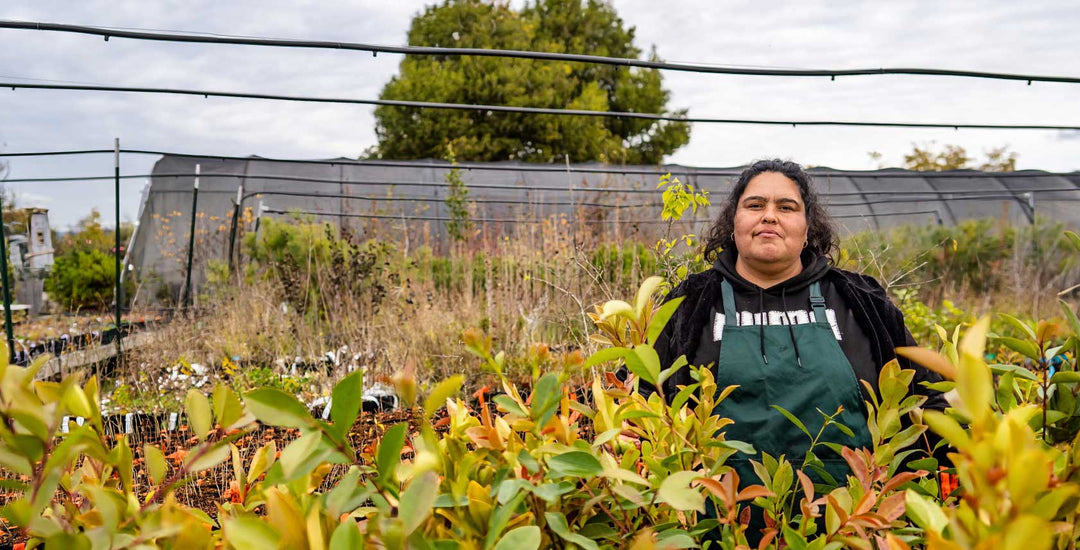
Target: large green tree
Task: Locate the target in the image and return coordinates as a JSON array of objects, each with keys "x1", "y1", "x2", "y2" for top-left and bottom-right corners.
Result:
[{"x1": 369, "y1": 0, "x2": 690, "y2": 164}]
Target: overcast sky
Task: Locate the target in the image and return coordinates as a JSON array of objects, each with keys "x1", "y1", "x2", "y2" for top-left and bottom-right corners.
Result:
[{"x1": 1, "y1": 1, "x2": 1078, "y2": 229}]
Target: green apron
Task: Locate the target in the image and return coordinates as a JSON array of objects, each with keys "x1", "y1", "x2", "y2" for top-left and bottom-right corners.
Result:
[{"x1": 713, "y1": 278, "x2": 874, "y2": 492}]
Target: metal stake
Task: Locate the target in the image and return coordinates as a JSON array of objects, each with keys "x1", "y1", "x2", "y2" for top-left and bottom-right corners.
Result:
[
  {"x1": 181, "y1": 164, "x2": 200, "y2": 309},
  {"x1": 114, "y1": 138, "x2": 123, "y2": 362},
  {"x1": 227, "y1": 183, "x2": 243, "y2": 276},
  {"x1": 0, "y1": 211, "x2": 14, "y2": 363}
]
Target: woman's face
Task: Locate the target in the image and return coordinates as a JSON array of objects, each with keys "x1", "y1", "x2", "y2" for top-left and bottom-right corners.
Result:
[{"x1": 733, "y1": 172, "x2": 809, "y2": 271}]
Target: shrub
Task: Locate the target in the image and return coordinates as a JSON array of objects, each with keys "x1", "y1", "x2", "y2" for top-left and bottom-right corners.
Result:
[
  {"x1": 44, "y1": 246, "x2": 123, "y2": 310},
  {"x1": 7, "y1": 237, "x2": 1079, "y2": 548}
]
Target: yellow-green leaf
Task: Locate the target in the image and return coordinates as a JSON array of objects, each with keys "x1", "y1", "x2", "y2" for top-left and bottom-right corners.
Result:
[
  {"x1": 635, "y1": 276, "x2": 665, "y2": 318},
  {"x1": 600, "y1": 300, "x2": 634, "y2": 321},
  {"x1": 245, "y1": 388, "x2": 314, "y2": 429},
  {"x1": 424, "y1": 375, "x2": 463, "y2": 421},
  {"x1": 184, "y1": 443, "x2": 231, "y2": 474},
  {"x1": 224, "y1": 517, "x2": 281, "y2": 550},
  {"x1": 904, "y1": 489, "x2": 948, "y2": 533},
  {"x1": 399, "y1": 471, "x2": 439, "y2": 535},
  {"x1": 896, "y1": 347, "x2": 957, "y2": 380},
  {"x1": 658, "y1": 471, "x2": 705, "y2": 513},
  {"x1": 185, "y1": 389, "x2": 213, "y2": 440},
  {"x1": 494, "y1": 526, "x2": 541, "y2": 550},
  {"x1": 144, "y1": 444, "x2": 168, "y2": 486}
]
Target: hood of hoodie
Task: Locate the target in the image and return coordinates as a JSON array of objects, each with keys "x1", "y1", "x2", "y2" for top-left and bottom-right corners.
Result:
[{"x1": 712, "y1": 248, "x2": 830, "y2": 294}]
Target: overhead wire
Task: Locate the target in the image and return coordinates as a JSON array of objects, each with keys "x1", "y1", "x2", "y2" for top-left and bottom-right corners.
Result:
[
  {"x1": 4, "y1": 171, "x2": 1079, "y2": 202},
  {"x1": 4, "y1": 81, "x2": 1080, "y2": 131},
  {"x1": 1, "y1": 149, "x2": 1078, "y2": 179},
  {"x1": 259, "y1": 207, "x2": 672, "y2": 225},
  {"x1": 3, "y1": 20, "x2": 1080, "y2": 85}
]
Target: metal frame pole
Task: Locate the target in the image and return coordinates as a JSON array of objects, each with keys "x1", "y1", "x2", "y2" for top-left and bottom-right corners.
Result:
[
  {"x1": 0, "y1": 211, "x2": 14, "y2": 363},
  {"x1": 114, "y1": 138, "x2": 123, "y2": 361},
  {"x1": 227, "y1": 183, "x2": 242, "y2": 276},
  {"x1": 181, "y1": 164, "x2": 200, "y2": 310}
]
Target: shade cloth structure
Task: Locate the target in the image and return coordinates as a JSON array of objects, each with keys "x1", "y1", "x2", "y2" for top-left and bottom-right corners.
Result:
[{"x1": 127, "y1": 154, "x2": 1080, "y2": 302}]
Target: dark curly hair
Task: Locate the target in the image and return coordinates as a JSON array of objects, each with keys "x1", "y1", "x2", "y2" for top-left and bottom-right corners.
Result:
[{"x1": 702, "y1": 159, "x2": 838, "y2": 264}]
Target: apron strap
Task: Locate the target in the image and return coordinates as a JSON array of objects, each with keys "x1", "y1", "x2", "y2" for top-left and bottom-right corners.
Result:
[
  {"x1": 809, "y1": 282, "x2": 828, "y2": 325},
  {"x1": 721, "y1": 279, "x2": 738, "y2": 326}
]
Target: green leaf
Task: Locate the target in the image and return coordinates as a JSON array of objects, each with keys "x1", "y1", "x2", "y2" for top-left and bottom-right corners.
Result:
[
  {"x1": 583, "y1": 346, "x2": 632, "y2": 369},
  {"x1": 493, "y1": 394, "x2": 528, "y2": 417},
  {"x1": 995, "y1": 337, "x2": 1041, "y2": 361},
  {"x1": 904, "y1": 489, "x2": 948, "y2": 533},
  {"x1": 277, "y1": 432, "x2": 329, "y2": 481},
  {"x1": 989, "y1": 363, "x2": 1038, "y2": 382},
  {"x1": 517, "y1": 449, "x2": 539, "y2": 474},
  {"x1": 530, "y1": 373, "x2": 562, "y2": 428},
  {"x1": 424, "y1": 375, "x2": 463, "y2": 421},
  {"x1": 329, "y1": 370, "x2": 365, "y2": 438},
  {"x1": 185, "y1": 389, "x2": 213, "y2": 440},
  {"x1": 1060, "y1": 299, "x2": 1080, "y2": 338},
  {"x1": 620, "y1": 410, "x2": 661, "y2": 420},
  {"x1": 1065, "y1": 230, "x2": 1080, "y2": 252},
  {"x1": 329, "y1": 520, "x2": 362, "y2": 550},
  {"x1": 244, "y1": 388, "x2": 315, "y2": 428},
  {"x1": 377, "y1": 423, "x2": 408, "y2": 485},
  {"x1": 646, "y1": 296, "x2": 685, "y2": 345},
  {"x1": 545, "y1": 511, "x2": 599, "y2": 550},
  {"x1": 529, "y1": 481, "x2": 576, "y2": 502},
  {"x1": 8, "y1": 411, "x2": 48, "y2": 442},
  {"x1": 485, "y1": 491, "x2": 528, "y2": 549},
  {"x1": 399, "y1": 471, "x2": 439, "y2": 535},
  {"x1": 224, "y1": 517, "x2": 281, "y2": 550},
  {"x1": 493, "y1": 526, "x2": 540, "y2": 550},
  {"x1": 144, "y1": 444, "x2": 168, "y2": 486},
  {"x1": 632, "y1": 344, "x2": 661, "y2": 387},
  {"x1": 656, "y1": 531, "x2": 696, "y2": 549},
  {"x1": 547, "y1": 451, "x2": 603, "y2": 478},
  {"x1": 592, "y1": 428, "x2": 621, "y2": 449},
  {"x1": 718, "y1": 440, "x2": 756, "y2": 455},
  {"x1": 772, "y1": 405, "x2": 811, "y2": 438},
  {"x1": 183, "y1": 444, "x2": 229, "y2": 476},
  {"x1": 658, "y1": 470, "x2": 705, "y2": 512},
  {"x1": 998, "y1": 313, "x2": 1037, "y2": 341},
  {"x1": 212, "y1": 383, "x2": 247, "y2": 431},
  {"x1": 923, "y1": 410, "x2": 971, "y2": 450},
  {"x1": 1051, "y1": 371, "x2": 1080, "y2": 385}
]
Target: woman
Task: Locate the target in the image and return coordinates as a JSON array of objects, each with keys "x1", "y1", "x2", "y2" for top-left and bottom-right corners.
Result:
[{"x1": 650, "y1": 159, "x2": 947, "y2": 489}]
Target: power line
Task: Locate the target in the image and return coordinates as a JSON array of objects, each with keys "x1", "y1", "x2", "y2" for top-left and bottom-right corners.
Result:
[
  {"x1": 828, "y1": 194, "x2": 1035, "y2": 207},
  {"x1": 3, "y1": 20, "x2": 1080, "y2": 85},
  {"x1": 239, "y1": 190, "x2": 651, "y2": 209},
  {"x1": 834, "y1": 209, "x2": 942, "y2": 221},
  {"x1": 7, "y1": 171, "x2": 1079, "y2": 199},
  {"x1": 1, "y1": 149, "x2": 1078, "y2": 179},
  {"x1": 6, "y1": 81, "x2": 1080, "y2": 131},
  {"x1": 3, "y1": 171, "x2": 663, "y2": 194},
  {"x1": 260, "y1": 207, "x2": 674, "y2": 225}
]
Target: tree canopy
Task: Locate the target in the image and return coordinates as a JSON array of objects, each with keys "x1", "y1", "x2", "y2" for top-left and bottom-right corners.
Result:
[
  {"x1": 879, "y1": 142, "x2": 1020, "y2": 172},
  {"x1": 369, "y1": 0, "x2": 690, "y2": 164}
]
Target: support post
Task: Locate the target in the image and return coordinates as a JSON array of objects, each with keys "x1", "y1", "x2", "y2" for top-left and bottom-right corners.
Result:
[
  {"x1": 227, "y1": 184, "x2": 243, "y2": 276},
  {"x1": 0, "y1": 211, "x2": 14, "y2": 363},
  {"x1": 114, "y1": 138, "x2": 123, "y2": 362},
  {"x1": 181, "y1": 164, "x2": 200, "y2": 310}
]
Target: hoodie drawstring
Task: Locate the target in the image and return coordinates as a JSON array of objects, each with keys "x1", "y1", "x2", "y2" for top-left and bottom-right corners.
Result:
[
  {"x1": 781, "y1": 287, "x2": 804, "y2": 368},
  {"x1": 758, "y1": 289, "x2": 767, "y2": 365}
]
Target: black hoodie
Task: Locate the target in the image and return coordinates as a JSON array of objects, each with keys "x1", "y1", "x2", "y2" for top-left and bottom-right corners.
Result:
[{"x1": 645, "y1": 249, "x2": 947, "y2": 413}]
